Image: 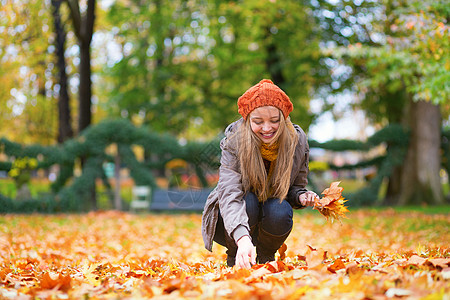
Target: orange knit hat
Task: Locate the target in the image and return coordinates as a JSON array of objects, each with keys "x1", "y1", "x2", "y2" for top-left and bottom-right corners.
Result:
[{"x1": 237, "y1": 79, "x2": 293, "y2": 120}]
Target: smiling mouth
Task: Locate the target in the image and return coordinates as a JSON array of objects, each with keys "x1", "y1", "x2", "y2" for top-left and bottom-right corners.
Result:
[{"x1": 260, "y1": 132, "x2": 275, "y2": 139}]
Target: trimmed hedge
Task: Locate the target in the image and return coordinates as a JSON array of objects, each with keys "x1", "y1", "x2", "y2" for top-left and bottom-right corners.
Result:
[
  {"x1": 309, "y1": 124, "x2": 410, "y2": 206},
  {"x1": 0, "y1": 119, "x2": 220, "y2": 212}
]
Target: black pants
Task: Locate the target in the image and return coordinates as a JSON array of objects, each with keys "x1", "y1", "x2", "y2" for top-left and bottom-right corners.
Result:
[{"x1": 213, "y1": 192, "x2": 293, "y2": 265}]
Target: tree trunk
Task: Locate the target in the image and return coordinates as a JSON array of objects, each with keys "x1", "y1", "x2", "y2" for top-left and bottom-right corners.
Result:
[
  {"x1": 114, "y1": 152, "x2": 122, "y2": 210},
  {"x1": 65, "y1": 0, "x2": 95, "y2": 133},
  {"x1": 383, "y1": 162, "x2": 402, "y2": 205},
  {"x1": 51, "y1": 0, "x2": 73, "y2": 143},
  {"x1": 78, "y1": 37, "x2": 95, "y2": 208},
  {"x1": 398, "y1": 99, "x2": 444, "y2": 205},
  {"x1": 78, "y1": 41, "x2": 92, "y2": 133}
]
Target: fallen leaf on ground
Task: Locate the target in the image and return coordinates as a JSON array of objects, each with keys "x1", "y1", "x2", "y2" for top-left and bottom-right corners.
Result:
[
  {"x1": 327, "y1": 258, "x2": 346, "y2": 273},
  {"x1": 40, "y1": 272, "x2": 71, "y2": 292},
  {"x1": 304, "y1": 246, "x2": 327, "y2": 269},
  {"x1": 426, "y1": 258, "x2": 450, "y2": 270},
  {"x1": 407, "y1": 255, "x2": 426, "y2": 266}
]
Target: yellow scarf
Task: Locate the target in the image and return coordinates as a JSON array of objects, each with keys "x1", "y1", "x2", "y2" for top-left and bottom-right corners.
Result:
[
  {"x1": 260, "y1": 141, "x2": 279, "y2": 180},
  {"x1": 260, "y1": 141, "x2": 279, "y2": 162}
]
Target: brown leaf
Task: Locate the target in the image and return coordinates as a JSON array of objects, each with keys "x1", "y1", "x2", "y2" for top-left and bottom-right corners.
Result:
[
  {"x1": 407, "y1": 255, "x2": 426, "y2": 266},
  {"x1": 327, "y1": 258, "x2": 346, "y2": 273},
  {"x1": 307, "y1": 245, "x2": 316, "y2": 251},
  {"x1": 426, "y1": 258, "x2": 450, "y2": 270},
  {"x1": 346, "y1": 261, "x2": 363, "y2": 276},
  {"x1": 305, "y1": 247, "x2": 327, "y2": 269},
  {"x1": 278, "y1": 243, "x2": 287, "y2": 261},
  {"x1": 296, "y1": 254, "x2": 307, "y2": 262},
  {"x1": 266, "y1": 261, "x2": 289, "y2": 273}
]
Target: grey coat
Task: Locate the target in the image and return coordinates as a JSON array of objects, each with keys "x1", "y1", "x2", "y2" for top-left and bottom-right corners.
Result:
[{"x1": 201, "y1": 118, "x2": 310, "y2": 251}]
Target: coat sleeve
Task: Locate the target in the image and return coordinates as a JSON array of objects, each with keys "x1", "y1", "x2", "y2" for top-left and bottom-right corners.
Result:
[
  {"x1": 216, "y1": 131, "x2": 250, "y2": 242},
  {"x1": 286, "y1": 126, "x2": 310, "y2": 209}
]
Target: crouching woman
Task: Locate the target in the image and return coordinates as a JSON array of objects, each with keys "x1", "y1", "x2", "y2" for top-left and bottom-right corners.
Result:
[{"x1": 201, "y1": 79, "x2": 319, "y2": 268}]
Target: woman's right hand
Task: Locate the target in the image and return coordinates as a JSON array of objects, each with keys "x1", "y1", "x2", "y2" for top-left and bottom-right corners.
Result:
[
  {"x1": 299, "y1": 191, "x2": 319, "y2": 207},
  {"x1": 235, "y1": 235, "x2": 256, "y2": 268}
]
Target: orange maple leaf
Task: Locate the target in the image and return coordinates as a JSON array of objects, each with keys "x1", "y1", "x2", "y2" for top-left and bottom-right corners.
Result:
[
  {"x1": 314, "y1": 181, "x2": 349, "y2": 223},
  {"x1": 40, "y1": 272, "x2": 72, "y2": 292}
]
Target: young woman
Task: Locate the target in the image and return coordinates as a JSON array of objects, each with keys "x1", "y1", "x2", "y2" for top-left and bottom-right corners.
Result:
[{"x1": 201, "y1": 79, "x2": 319, "y2": 268}]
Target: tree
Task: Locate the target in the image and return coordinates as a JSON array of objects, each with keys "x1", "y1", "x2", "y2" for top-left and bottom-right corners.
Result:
[
  {"x1": 0, "y1": 0, "x2": 59, "y2": 145},
  {"x1": 325, "y1": 0, "x2": 449, "y2": 205},
  {"x1": 102, "y1": 0, "x2": 322, "y2": 137},
  {"x1": 385, "y1": 0, "x2": 448, "y2": 205}
]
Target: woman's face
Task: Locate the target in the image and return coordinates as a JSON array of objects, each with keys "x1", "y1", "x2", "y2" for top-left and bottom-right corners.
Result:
[{"x1": 249, "y1": 106, "x2": 281, "y2": 143}]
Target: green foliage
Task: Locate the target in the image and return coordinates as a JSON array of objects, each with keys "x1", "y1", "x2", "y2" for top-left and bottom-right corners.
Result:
[
  {"x1": 0, "y1": 192, "x2": 79, "y2": 213},
  {"x1": 314, "y1": 0, "x2": 449, "y2": 142},
  {"x1": 308, "y1": 161, "x2": 329, "y2": 172},
  {"x1": 8, "y1": 157, "x2": 38, "y2": 188},
  {"x1": 0, "y1": 0, "x2": 60, "y2": 144},
  {"x1": 100, "y1": 0, "x2": 322, "y2": 136},
  {"x1": 330, "y1": 0, "x2": 450, "y2": 107},
  {"x1": 102, "y1": 0, "x2": 212, "y2": 134}
]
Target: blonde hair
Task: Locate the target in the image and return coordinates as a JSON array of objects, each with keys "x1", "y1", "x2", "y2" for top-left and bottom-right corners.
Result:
[{"x1": 236, "y1": 110, "x2": 298, "y2": 202}]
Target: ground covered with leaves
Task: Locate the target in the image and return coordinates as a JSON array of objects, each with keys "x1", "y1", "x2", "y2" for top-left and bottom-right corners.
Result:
[{"x1": 1, "y1": 209, "x2": 449, "y2": 299}]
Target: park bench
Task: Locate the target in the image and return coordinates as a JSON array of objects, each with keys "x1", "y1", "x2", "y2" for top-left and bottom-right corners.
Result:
[
  {"x1": 130, "y1": 186, "x2": 151, "y2": 212},
  {"x1": 149, "y1": 188, "x2": 212, "y2": 212}
]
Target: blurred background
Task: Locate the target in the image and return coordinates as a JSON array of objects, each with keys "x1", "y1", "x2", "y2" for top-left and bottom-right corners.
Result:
[{"x1": 0, "y1": 0, "x2": 449, "y2": 212}]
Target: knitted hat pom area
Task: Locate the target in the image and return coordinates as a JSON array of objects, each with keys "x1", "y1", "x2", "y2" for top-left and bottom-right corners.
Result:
[{"x1": 237, "y1": 79, "x2": 293, "y2": 120}]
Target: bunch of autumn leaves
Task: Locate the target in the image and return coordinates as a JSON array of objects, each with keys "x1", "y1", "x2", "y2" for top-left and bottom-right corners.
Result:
[{"x1": 314, "y1": 181, "x2": 349, "y2": 223}]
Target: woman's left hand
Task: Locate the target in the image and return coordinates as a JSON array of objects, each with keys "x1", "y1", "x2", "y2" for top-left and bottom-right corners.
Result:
[
  {"x1": 235, "y1": 235, "x2": 256, "y2": 269},
  {"x1": 299, "y1": 191, "x2": 319, "y2": 207}
]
